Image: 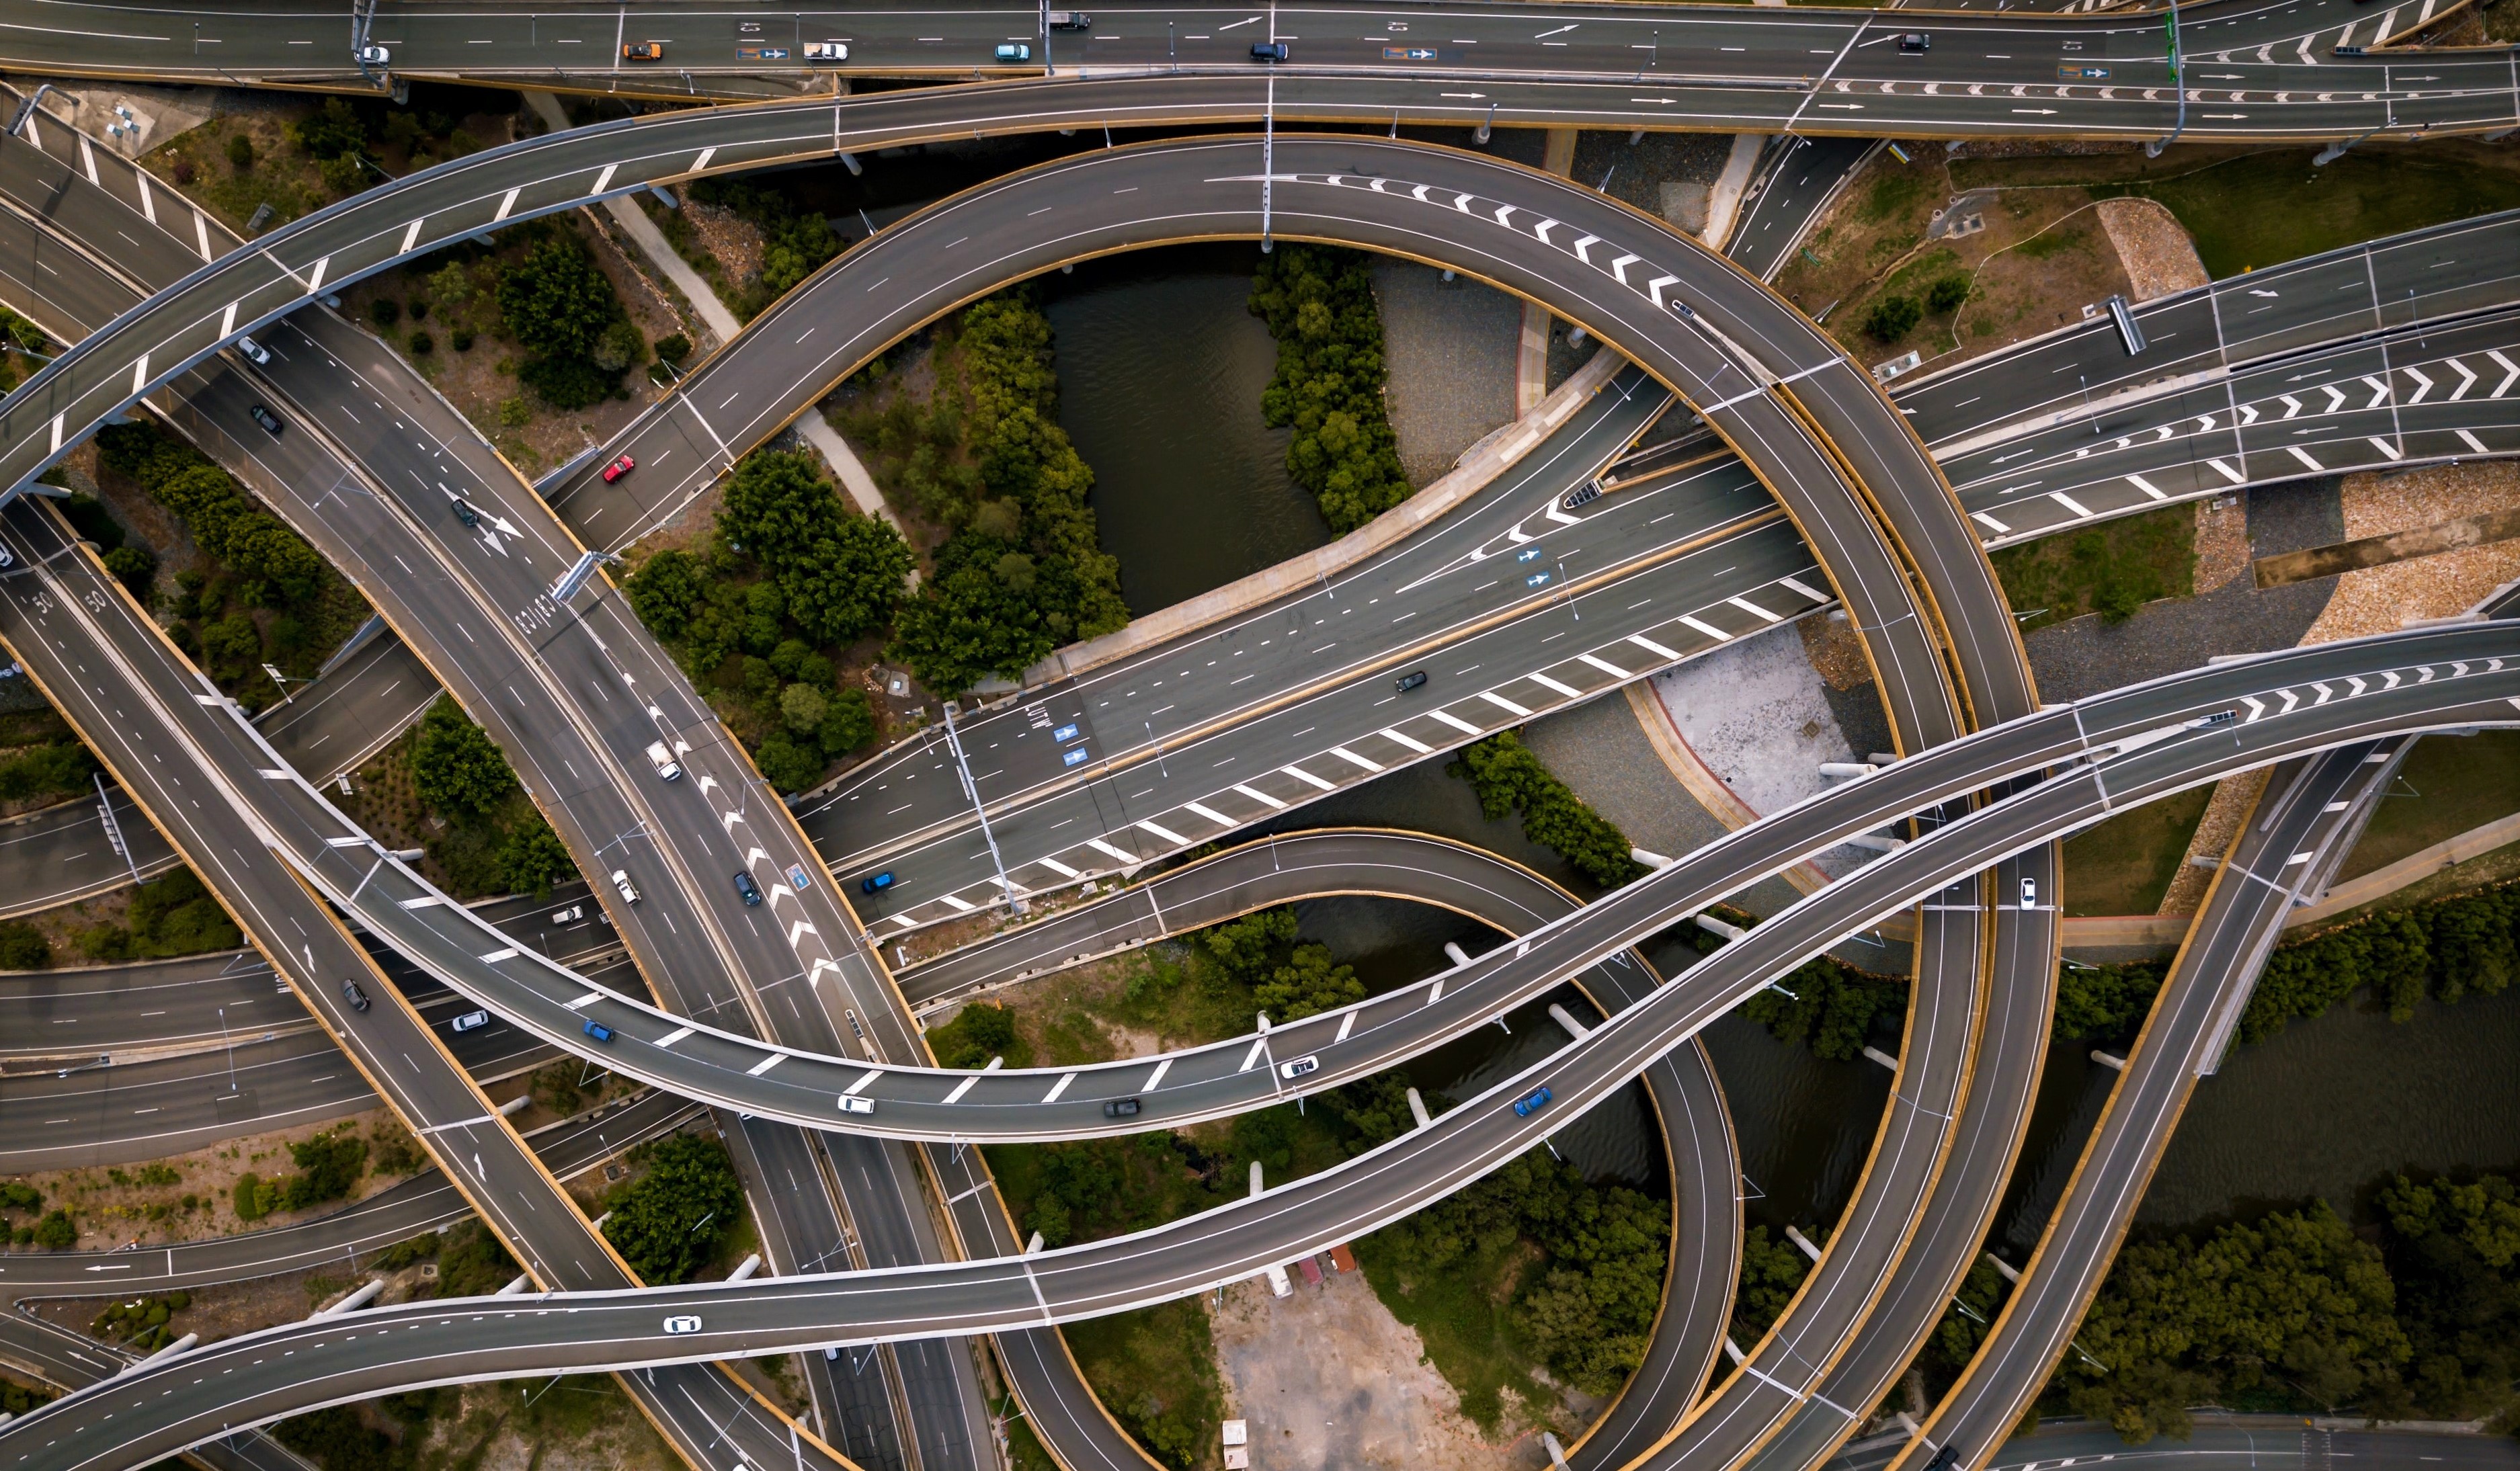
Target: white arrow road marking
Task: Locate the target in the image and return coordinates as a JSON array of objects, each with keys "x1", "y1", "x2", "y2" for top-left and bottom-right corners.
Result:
[
  {"x1": 2277, "y1": 689, "x2": 2299, "y2": 715},
  {"x1": 2361, "y1": 375, "x2": 2392, "y2": 410},
  {"x1": 1609, "y1": 254, "x2": 1642, "y2": 284},
  {"x1": 2241, "y1": 696, "x2": 2267, "y2": 722},
  {"x1": 2447, "y1": 359, "x2": 2478, "y2": 399},
  {"x1": 2320, "y1": 384, "x2": 2348, "y2": 414},
  {"x1": 2237, "y1": 403, "x2": 2259, "y2": 425},
  {"x1": 2279, "y1": 394, "x2": 2304, "y2": 419},
  {"x1": 787, "y1": 921, "x2": 819, "y2": 943},
  {"x1": 1571, "y1": 235, "x2": 1601, "y2": 263},
  {"x1": 2488, "y1": 350, "x2": 2520, "y2": 397},
  {"x1": 2404, "y1": 366, "x2": 2434, "y2": 403}
]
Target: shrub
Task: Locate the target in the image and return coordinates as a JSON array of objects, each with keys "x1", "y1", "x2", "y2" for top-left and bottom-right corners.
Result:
[
  {"x1": 497, "y1": 395, "x2": 530, "y2": 427},
  {"x1": 654, "y1": 333, "x2": 691, "y2": 365},
  {"x1": 232, "y1": 1175, "x2": 267, "y2": 1221},
  {"x1": 450, "y1": 329, "x2": 475, "y2": 352},
  {"x1": 0, "y1": 742, "x2": 96, "y2": 802},
  {"x1": 369, "y1": 298, "x2": 401, "y2": 329},
  {"x1": 32, "y1": 1210, "x2": 75, "y2": 1249},
  {"x1": 102, "y1": 544, "x2": 157, "y2": 598},
  {"x1": 0, "y1": 921, "x2": 50, "y2": 970},
  {"x1": 97, "y1": 423, "x2": 329, "y2": 607},
  {"x1": 1926, "y1": 274, "x2": 1971, "y2": 314},
  {"x1": 225, "y1": 134, "x2": 254, "y2": 171},
  {"x1": 1447, "y1": 732, "x2": 1645, "y2": 889},
  {"x1": 407, "y1": 331, "x2": 433, "y2": 355},
  {"x1": 819, "y1": 687, "x2": 876, "y2": 757},
  {"x1": 497, "y1": 815, "x2": 576, "y2": 900},
  {"x1": 278, "y1": 1128, "x2": 368, "y2": 1210},
  {"x1": 497, "y1": 237, "x2": 629, "y2": 409},
  {"x1": 1863, "y1": 293, "x2": 1922, "y2": 342},
  {"x1": 717, "y1": 450, "x2": 911, "y2": 646}
]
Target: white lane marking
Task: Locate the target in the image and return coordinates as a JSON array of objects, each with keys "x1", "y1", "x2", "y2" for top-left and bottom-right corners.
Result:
[
  {"x1": 1239, "y1": 1038, "x2": 1269, "y2": 1072},
  {"x1": 1426, "y1": 708, "x2": 1483, "y2": 734},
  {"x1": 1628, "y1": 633, "x2": 1680, "y2": 660},
  {"x1": 1137, "y1": 818, "x2": 1189, "y2": 845},
  {"x1": 1679, "y1": 614, "x2": 1729, "y2": 640},
  {"x1": 1231, "y1": 783, "x2": 1287, "y2": 810},
  {"x1": 1528, "y1": 672, "x2": 1583, "y2": 698},
  {"x1": 2447, "y1": 358, "x2": 2478, "y2": 400},
  {"x1": 2456, "y1": 428, "x2": 2490, "y2": 454},
  {"x1": 2050, "y1": 491, "x2": 2095, "y2": 518},
  {"x1": 942, "y1": 1073, "x2": 981, "y2": 1104},
  {"x1": 1477, "y1": 690, "x2": 1531, "y2": 717},
  {"x1": 1579, "y1": 653, "x2": 1630, "y2": 679},
  {"x1": 1327, "y1": 745, "x2": 1383, "y2": 773},
  {"x1": 1972, "y1": 511, "x2": 2011, "y2": 535},
  {"x1": 1780, "y1": 575, "x2": 1830, "y2": 603},
  {"x1": 401, "y1": 218, "x2": 423, "y2": 254},
  {"x1": 2207, "y1": 459, "x2": 2245, "y2": 485},
  {"x1": 1143, "y1": 1056, "x2": 1172, "y2": 1090},
  {"x1": 2366, "y1": 436, "x2": 2403, "y2": 460},
  {"x1": 655, "y1": 1026, "x2": 692, "y2": 1048},
  {"x1": 2287, "y1": 445, "x2": 2326, "y2": 472},
  {"x1": 1182, "y1": 800, "x2": 1234, "y2": 827},
  {"x1": 1727, "y1": 595, "x2": 1779, "y2": 623},
  {"x1": 1087, "y1": 837, "x2": 1137, "y2": 863},
  {"x1": 1378, "y1": 726, "x2": 1432, "y2": 753},
  {"x1": 1281, "y1": 764, "x2": 1335, "y2": 791},
  {"x1": 1041, "y1": 1073, "x2": 1075, "y2": 1103},
  {"x1": 747, "y1": 1052, "x2": 783, "y2": 1077}
]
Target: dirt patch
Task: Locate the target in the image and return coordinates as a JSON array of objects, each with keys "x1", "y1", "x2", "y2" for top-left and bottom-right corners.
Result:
[
  {"x1": 1, "y1": 1107, "x2": 424, "y2": 1251},
  {"x1": 2095, "y1": 197, "x2": 2208, "y2": 301},
  {"x1": 1795, "y1": 610, "x2": 1875, "y2": 692},
  {"x1": 2160, "y1": 766, "x2": 2273, "y2": 915},
  {"x1": 2195, "y1": 494, "x2": 2252, "y2": 593},
  {"x1": 1774, "y1": 149, "x2": 2138, "y2": 378},
  {"x1": 1210, "y1": 1271, "x2": 1552, "y2": 1471}
]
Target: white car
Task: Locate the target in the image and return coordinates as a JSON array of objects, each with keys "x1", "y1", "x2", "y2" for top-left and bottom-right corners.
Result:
[
  {"x1": 646, "y1": 741, "x2": 682, "y2": 781},
  {"x1": 611, "y1": 868, "x2": 641, "y2": 905},
  {"x1": 1278, "y1": 1055, "x2": 1319, "y2": 1081},
  {"x1": 450, "y1": 1009, "x2": 491, "y2": 1033},
  {"x1": 661, "y1": 1315, "x2": 702, "y2": 1335},
  {"x1": 355, "y1": 42, "x2": 389, "y2": 65},
  {"x1": 2020, "y1": 877, "x2": 2039, "y2": 909},
  {"x1": 804, "y1": 40, "x2": 849, "y2": 60},
  {"x1": 838, "y1": 1095, "x2": 876, "y2": 1116},
  {"x1": 236, "y1": 336, "x2": 271, "y2": 366},
  {"x1": 551, "y1": 902, "x2": 583, "y2": 924}
]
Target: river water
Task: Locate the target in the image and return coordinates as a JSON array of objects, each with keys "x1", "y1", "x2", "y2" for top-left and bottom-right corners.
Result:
[{"x1": 1038, "y1": 245, "x2": 1332, "y2": 616}]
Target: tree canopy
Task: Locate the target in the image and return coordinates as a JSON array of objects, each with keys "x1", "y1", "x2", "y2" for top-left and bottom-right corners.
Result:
[
  {"x1": 718, "y1": 450, "x2": 911, "y2": 646},
  {"x1": 601, "y1": 1133, "x2": 745, "y2": 1286},
  {"x1": 1248, "y1": 244, "x2": 1412, "y2": 533},
  {"x1": 497, "y1": 236, "x2": 633, "y2": 409},
  {"x1": 1448, "y1": 731, "x2": 1647, "y2": 890},
  {"x1": 409, "y1": 697, "x2": 518, "y2": 820}
]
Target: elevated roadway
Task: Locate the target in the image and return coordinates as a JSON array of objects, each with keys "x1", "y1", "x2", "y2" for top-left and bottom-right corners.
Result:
[
  {"x1": 0, "y1": 0, "x2": 2503, "y2": 138},
  {"x1": 4, "y1": 619, "x2": 2515, "y2": 1470}
]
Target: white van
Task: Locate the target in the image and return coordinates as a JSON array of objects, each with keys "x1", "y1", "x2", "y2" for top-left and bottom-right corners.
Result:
[{"x1": 646, "y1": 741, "x2": 682, "y2": 781}]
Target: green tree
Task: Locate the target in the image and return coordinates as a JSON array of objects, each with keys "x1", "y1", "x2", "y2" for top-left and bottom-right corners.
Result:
[
  {"x1": 1864, "y1": 294, "x2": 1922, "y2": 342},
  {"x1": 1448, "y1": 732, "x2": 1646, "y2": 889},
  {"x1": 778, "y1": 683, "x2": 829, "y2": 734},
  {"x1": 232, "y1": 1175, "x2": 268, "y2": 1222},
  {"x1": 225, "y1": 133, "x2": 254, "y2": 171},
  {"x1": 626, "y1": 548, "x2": 706, "y2": 640},
  {"x1": 718, "y1": 450, "x2": 911, "y2": 646},
  {"x1": 497, "y1": 237, "x2": 628, "y2": 409},
  {"x1": 279, "y1": 1128, "x2": 368, "y2": 1211},
  {"x1": 288, "y1": 98, "x2": 369, "y2": 161},
  {"x1": 600, "y1": 1134, "x2": 745, "y2": 1285},
  {"x1": 818, "y1": 687, "x2": 877, "y2": 757},
  {"x1": 2056, "y1": 1202, "x2": 2409, "y2": 1443},
  {"x1": 97, "y1": 424, "x2": 328, "y2": 608},
  {"x1": 930, "y1": 1002, "x2": 1020, "y2": 1070},
  {"x1": 1248, "y1": 244, "x2": 1412, "y2": 532},
  {"x1": 1926, "y1": 274, "x2": 1972, "y2": 314},
  {"x1": 31, "y1": 1209, "x2": 76, "y2": 1249},
  {"x1": 1732, "y1": 1224, "x2": 1811, "y2": 1342},
  {"x1": 409, "y1": 698, "x2": 517, "y2": 820},
  {"x1": 0, "y1": 921, "x2": 51, "y2": 970},
  {"x1": 497, "y1": 815, "x2": 577, "y2": 900},
  {"x1": 1732, "y1": 945, "x2": 1906, "y2": 1061},
  {"x1": 2054, "y1": 960, "x2": 2166, "y2": 1046}
]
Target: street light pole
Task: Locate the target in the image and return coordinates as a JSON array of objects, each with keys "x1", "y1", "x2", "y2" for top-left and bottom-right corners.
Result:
[
  {"x1": 941, "y1": 701, "x2": 1020, "y2": 913},
  {"x1": 2147, "y1": 0, "x2": 2186, "y2": 157}
]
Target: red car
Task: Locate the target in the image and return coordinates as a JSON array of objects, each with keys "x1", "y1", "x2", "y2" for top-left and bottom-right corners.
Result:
[{"x1": 601, "y1": 453, "x2": 635, "y2": 483}]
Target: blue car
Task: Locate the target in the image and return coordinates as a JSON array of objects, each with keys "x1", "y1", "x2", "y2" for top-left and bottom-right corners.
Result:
[
  {"x1": 1512, "y1": 1085, "x2": 1553, "y2": 1118},
  {"x1": 860, "y1": 872, "x2": 895, "y2": 895},
  {"x1": 583, "y1": 1020, "x2": 614, "y2": 1044}
]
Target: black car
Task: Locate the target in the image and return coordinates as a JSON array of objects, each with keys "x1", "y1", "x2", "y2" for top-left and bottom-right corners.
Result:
[
  {"x1": 341, "y1": 980, "x2": 371, "y2": 1012},
  {"x1": 450, "y1": 497, "x2": 480, "y2": 529},
  {"x1": 1250, "y1": 40, "x2": 1288, "y2": 60},
  {"x1": 1897, "y1": 32, "x2": 1930, "y2": 51},
  {"x1": 249, "y1": 404, "x2": 284, "y2": 436},
  {"x1": 733, "y1": 871, "x2": 763, "y2": 906},
  {"x1": 1393, "y1": 669, "x2": 1428, "y2": 694},
  {"x1": 1102, "y1": 1097, "x2": 1142, "y2": 1118}
]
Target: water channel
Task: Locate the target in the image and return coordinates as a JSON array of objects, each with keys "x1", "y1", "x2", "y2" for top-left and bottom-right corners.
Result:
[{"x1": 1037, "y1": 244, "x2": 1332, "y2": 616}]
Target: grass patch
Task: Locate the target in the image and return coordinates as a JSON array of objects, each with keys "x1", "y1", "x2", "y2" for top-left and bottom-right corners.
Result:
[
  {"x1": 1959, "y1": 144, "x2": 2520, "y2": 278},
  {"x1": 1063, "y1": 1300, "x2": 1229, "y2": 1470},
  {"x1": 1351, "y1": 1234, "x2": 1549, "y2": 1431},
  {"x1": 2339, "y1": 730, "x2": 2520, "y2": 880},
  {"x1": 2062, "y1": 784, "x2": 2215, "y2": 916},
  {"x1": 1990, "y1": 503, "x2": 2193, "y2": 632}
]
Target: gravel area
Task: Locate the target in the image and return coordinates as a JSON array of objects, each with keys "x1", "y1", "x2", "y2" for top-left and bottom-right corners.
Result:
[
  {"x1": 2095, "y1": 198, "x2": 2209, "y2": 302},
  {"x1": 1639, "y1": 622, "x2": 1869, "y2": 876},
  {"x1": 1212, "y1": 1271, "x2": 1561, "y2": 1471},
  {"x1": 1374, "y1": 260, "x2": 1524, "y2": 488},
  {"x1": 1569, "y1": 131, "x2": 1736, "y2": 226},
  {"x1": 2300, "y1": 460, "x2": 2520, "y2": 642},
  {"x1": 2158, "y1": 766, "x2": 2272, "y2": 914},
  {"x1": 2024, "y1": 478, "x2": 2341, "y2": 704}
]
